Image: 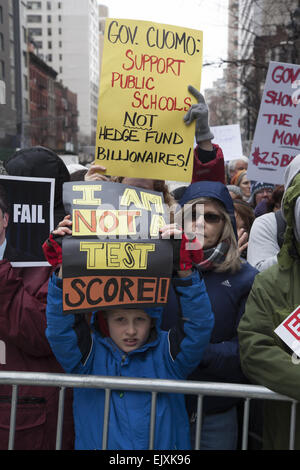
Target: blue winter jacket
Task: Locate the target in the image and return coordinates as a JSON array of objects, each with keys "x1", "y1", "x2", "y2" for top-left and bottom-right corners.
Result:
[
  {"x1": 46, "y1": 270, "x2": 214, "y2": 450},
  {"x1": 162, "y1": 181, "x2": 258, "y2": 415}
]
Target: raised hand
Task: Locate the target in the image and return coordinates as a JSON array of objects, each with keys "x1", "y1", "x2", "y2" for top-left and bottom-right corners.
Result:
[
  {"x1": 184, "y1": 85, "x2": 214, "y2": 143},
  {"x1": 42, "y1": 215, "x2": 72, "y2": 267}
]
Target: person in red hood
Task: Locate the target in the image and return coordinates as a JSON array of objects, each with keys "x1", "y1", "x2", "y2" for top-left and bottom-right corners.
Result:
[
  {"x1": 0, "y1": 146, "x2": 74, "y2": 450},
  {"x1": 171, "y1": 86, "x2": 225, "y2": 203}
]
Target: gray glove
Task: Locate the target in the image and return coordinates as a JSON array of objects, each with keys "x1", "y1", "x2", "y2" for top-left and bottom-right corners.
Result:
[{"x1": 184, "y1": 85, "x2": 214, "y2": 143}]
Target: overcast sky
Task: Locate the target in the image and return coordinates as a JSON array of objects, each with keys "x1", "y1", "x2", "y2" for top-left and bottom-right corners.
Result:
[{"x1": 98, "y1": 0, "x2": 229, "y2": 91}]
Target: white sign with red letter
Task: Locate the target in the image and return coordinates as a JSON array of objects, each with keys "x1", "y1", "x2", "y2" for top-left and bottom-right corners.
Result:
[
  {"x1": 247, "y1": 61, "x2": 300, "y2": 185},
  {"x1": 211, "y1": 124, "x2": 243, "y2": 161},
  {"x1": 274, "y1": 306, "x2": 300, "y2": 357}
]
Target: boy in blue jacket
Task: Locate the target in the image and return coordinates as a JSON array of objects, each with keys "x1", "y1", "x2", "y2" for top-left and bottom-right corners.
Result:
[{"x1": 45, "y1": 223, "x2": 214, "y2": 450}]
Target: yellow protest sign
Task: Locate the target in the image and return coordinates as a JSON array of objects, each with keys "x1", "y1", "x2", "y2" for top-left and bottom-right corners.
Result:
[{"x1": 95, "y1": 19, "x2": 203, "y2": 182}]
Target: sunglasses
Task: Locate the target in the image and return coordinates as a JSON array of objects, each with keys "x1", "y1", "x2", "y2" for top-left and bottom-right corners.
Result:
[{"x1": 192, "y1": 207, "x2": 224, "y2": 224}]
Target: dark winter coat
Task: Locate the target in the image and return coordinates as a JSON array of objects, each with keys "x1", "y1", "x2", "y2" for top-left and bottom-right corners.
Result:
[
  {"x1": 162, "y1": 181, "x2": 258, "y2": 415},
  {"x1": 0, "y1": 261, "x2": 74, "y2": 449}
]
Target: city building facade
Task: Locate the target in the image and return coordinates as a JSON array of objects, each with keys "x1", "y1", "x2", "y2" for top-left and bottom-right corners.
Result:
[{"x1": 26, "y1": 0, "x2": 100, "y2": 148}]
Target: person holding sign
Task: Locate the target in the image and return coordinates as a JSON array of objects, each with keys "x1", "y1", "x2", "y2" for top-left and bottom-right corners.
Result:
[
  {"x1": 44, "y1": 218, "x2": 214, "y2": 450},
  {"x1": 238, "y1": 170, "x2": 300, "y2": 449}
]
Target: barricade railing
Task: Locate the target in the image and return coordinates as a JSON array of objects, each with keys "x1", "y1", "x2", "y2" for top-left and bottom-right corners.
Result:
[{"x1": 0, "y1": 371, "x2": 297, "y2": 451}]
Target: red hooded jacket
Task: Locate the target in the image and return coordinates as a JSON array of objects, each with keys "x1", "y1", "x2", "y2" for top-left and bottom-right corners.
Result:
[
  {"x1": 192, "y1": 144, "x2": 225, "y2": 184},
  {"x1": 0, "y1": 261, "x2": 74, "y2": 450}
]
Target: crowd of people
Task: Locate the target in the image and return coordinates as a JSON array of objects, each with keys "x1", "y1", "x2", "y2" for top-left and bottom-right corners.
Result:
[{"x1": 0, "y1": 87, "x2": 300, "y2": 451}]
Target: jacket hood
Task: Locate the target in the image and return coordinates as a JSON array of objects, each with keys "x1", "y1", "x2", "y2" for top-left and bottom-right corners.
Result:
[
  {"x1": 92, "y1": 306, "x2": 163, "y2": 343},
  {"x1": 179, "y1": 181, "x2": 237, "y2": 237},
  {"x1": 4, "y1": 146, "x2": 70, "y2": 208},
  {"x1": 278, "y1": 172, "x2": 300, "y2": 270}
]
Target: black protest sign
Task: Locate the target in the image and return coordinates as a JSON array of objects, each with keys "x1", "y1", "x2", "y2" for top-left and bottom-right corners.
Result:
[
  {"x1": 0, "y1": 175, "x2": 55, "y2": 266},
  {"x1": 62, "y1": 181, "x2": 172, "y2": 313}
]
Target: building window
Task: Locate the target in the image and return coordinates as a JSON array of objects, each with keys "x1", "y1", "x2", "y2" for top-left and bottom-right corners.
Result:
[
  {"x1": 24, "y1": 98, "x2": 29, "y2": 114},
  {"x1": 0, "y1": 33, "x2": 4, "y2": 51},
  {"x1": 48, "y1": 41, "x2": 52, "y2": 49},
  {"x1": 47, "y1": 1, "x2": 51, "y2": 10},
  {"x1": 0, "y1": 60, "x2": 5, "y2": 79},
  {"x1": 48, "y1": 28, "x2": 52, "y2": 36},
  {"x1": 27, "y1": 15, "x2": 42, "y2": 23},
  {"x1": 0, "y1": 80, "x2": 6, "y2": 105},
  {"x1": 9, "y1": 15, "x2": 14, "y2": 41},
  {"x1": 27, "y1": 2, "x2": 42, "y2": 9},
  {"x1": 47, "y1": 15, "x2": 52, "y2": 23},
  {"x1": 0, "y1": 6, "x2": 3, "y2": 24},
  {"x1": 59, "y1": 41, "x2": 62, "y2": 47},
  {"x1": 11, "y1": 92, "x2": 16, "y2": 110},
  {"x1": 28, "y1": 28, "x2": 42, "y2": 36},
  {"x1": 10, "y1": 42, "x2": 15, "y2": 67},
  {"x1": 23, "y1": 51, "x2": 28, "y2": 68}
]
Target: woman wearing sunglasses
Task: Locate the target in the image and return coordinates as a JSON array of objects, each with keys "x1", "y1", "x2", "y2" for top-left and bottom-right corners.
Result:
[{"x1": 162, "y1": 181, "x2": 258, "y2": 450}]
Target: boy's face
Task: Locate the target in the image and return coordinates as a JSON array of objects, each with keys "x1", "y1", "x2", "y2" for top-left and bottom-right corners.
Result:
[{"x1": 106, "y1": 309, "x2": 152, "y2": 353}]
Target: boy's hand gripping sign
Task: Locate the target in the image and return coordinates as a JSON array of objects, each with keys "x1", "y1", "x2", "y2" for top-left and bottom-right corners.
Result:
[
  {"x1": 62, "y1": 181, "x2": 172, "y2": 313},
  {"x1": 95, "y1": 19, "x2": 203, "y2": 182}
]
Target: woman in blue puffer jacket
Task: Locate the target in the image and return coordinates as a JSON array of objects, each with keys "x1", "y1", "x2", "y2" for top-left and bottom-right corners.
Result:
[{"x1": 162, "y1": 181, "x2": 258, "y2": 450}]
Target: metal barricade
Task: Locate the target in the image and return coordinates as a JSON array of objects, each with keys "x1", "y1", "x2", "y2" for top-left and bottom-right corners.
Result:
[{"x1": 0, "y1": 371, "x2": 297, "y2": 450}]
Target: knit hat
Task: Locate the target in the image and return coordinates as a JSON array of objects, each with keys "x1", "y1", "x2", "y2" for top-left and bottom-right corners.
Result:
[
  {"x1": 249, "y1": 181, "x2": 274, "y2": 206},
  {"x1": 231, "y1": 169, "x2": 247, "y2": 187}
]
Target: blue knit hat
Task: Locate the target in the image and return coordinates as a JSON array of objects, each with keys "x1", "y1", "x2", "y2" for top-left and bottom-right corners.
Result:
[{"x1": 249, "y1": 181, "x2": 274, "y2": 206}]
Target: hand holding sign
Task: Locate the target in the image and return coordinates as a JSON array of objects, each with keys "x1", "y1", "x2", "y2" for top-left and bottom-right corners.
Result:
[
  {"x1": 160, "y1": 223, "x2": 203, "y2": 273},
  {"x1": 42, "y1": 215, "x2": 72, "y2": 267},
  {"x1": 85, "y1": 165, "x2": 109, "y2": 182},
  {"x1": 184, "y1": 85, "x2": 214, "y2": 143}
]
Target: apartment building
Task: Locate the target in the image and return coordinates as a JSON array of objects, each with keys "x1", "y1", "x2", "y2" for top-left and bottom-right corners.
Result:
[
  {"x1": 26, "y1": 0, "x2": 100, "y2": 146},
  {"x1": 0, "y1": 0, "x2": 30, "y2": 158}
]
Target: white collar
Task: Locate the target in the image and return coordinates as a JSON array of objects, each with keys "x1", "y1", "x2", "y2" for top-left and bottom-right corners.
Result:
[{"x1": 0, "y1": 238, "x2": 7, "y2": 260}]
